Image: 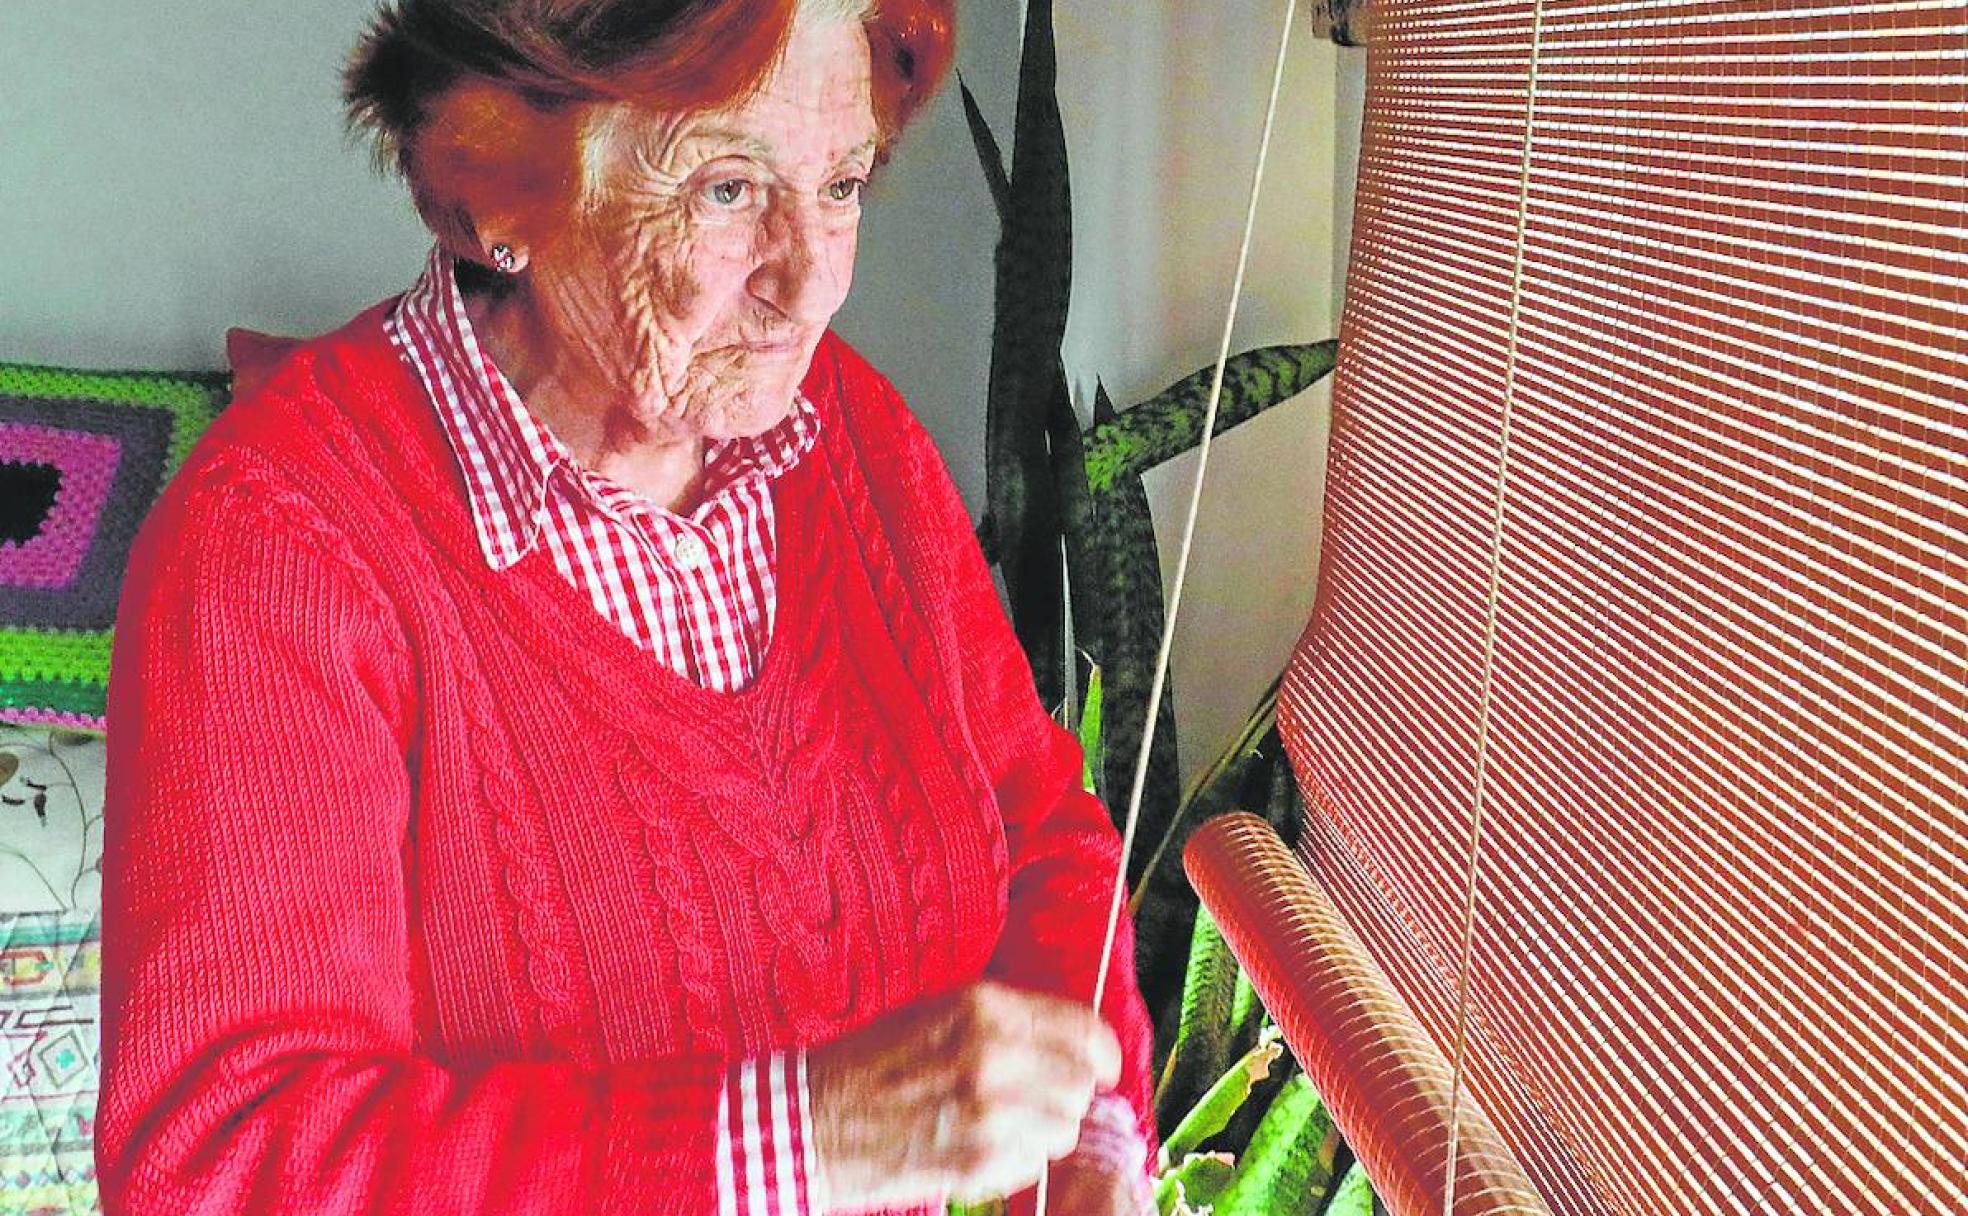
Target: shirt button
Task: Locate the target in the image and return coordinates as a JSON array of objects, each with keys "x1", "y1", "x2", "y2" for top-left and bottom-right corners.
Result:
[{"x1": 672, "y1": 532, "x2": 708, "y2": 569}]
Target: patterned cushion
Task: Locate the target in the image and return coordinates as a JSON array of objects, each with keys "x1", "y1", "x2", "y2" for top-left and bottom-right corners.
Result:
[
  {"x1": 0, "y1": 723, "x2": 105, "y2": 1215},
  {"x1": 0, "y1": 912, "x2": 99, "y2": 1216},
  {"x1": 0, "y1": 725, "x2": 102, "y2": 917},
  {"x1": 0, "y1": 362, "x2": 228, "y2": 731}
]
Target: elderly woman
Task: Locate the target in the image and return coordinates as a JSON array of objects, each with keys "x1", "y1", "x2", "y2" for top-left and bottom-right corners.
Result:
[{"x1": 96, "y1": 1, "x2": 1156, "y2": 1213}]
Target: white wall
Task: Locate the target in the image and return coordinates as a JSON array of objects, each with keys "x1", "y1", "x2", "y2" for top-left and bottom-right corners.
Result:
[
  {"x1": 0, "y1": 0, "x2": 1014, "y2": 508},
  {"x1": 0, "y1": 4, "x2": 433, "y2": 370},
  {"x1": 1050, "y1": 1, "x2": 1355, "y2": 778},
  {"x1": 1335, "y1": 45, "x2": 1367, "y2": 320},
  {"x1": 0, "y1": 0, "x2": 1361, "y2": 782}
]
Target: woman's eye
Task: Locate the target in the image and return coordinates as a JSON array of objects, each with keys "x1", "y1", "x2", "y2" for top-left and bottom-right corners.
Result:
[
  {"x1": 827, "y1": 177, "x2": 867, "y2": 203},
  {"x1": 705, "y1": 179, "x2": 752, "y2": 207}
]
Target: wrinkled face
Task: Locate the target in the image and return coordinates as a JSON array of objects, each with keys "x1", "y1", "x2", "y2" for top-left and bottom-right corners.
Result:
[{"x1": 529, "y1": 13, "x2": 877, "y2": 442}]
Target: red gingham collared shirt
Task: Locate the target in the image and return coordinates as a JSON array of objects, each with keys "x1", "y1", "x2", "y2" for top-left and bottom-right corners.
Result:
[
  {"x1": 388, "y1": 246, "x2": 819, "y2": 695},
  {"x1": 387, "y1": 247, "x2": 825, "y2": 1215}
]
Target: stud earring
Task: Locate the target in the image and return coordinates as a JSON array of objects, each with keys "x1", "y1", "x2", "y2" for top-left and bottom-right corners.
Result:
[{"x1": 490, "y1": 244, "x2": 519, "y2": 274}]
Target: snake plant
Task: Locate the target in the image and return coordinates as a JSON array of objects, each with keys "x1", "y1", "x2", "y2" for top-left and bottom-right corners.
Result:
[
  {"x1": 1148, "y1": 910, "x2": 1360, "y2": 1216},
  {"x1": 963, "y1": 0, "x2": 1339, "y2": 1015},
  {"x1": 957, "y1": 2, "x2": 1358, "y2": 1211}
]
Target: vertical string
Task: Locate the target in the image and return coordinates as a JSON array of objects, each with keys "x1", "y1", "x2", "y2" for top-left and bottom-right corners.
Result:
[
  {"x1": 1038, "y1": 4, "x2": 1300, "y2": 1215},
  {"x1": 1438, "y1": 0, "x2": 1549, "y2": 1211}
]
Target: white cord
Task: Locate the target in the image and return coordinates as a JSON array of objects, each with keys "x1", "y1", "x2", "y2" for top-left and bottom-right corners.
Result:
[{"x1": 1439, "y1": 1, "x2": 1549, "y2": 1212}]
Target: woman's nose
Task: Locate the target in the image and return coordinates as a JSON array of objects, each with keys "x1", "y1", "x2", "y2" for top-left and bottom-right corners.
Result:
[{"x1": 749, "y1": 200, "x2": 843, "y2": 323}]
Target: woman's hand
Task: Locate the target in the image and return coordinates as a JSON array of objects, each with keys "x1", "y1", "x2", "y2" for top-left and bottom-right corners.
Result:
[{"x1": 807, "y1": 981, "x2": 1122, "y2": 1212}]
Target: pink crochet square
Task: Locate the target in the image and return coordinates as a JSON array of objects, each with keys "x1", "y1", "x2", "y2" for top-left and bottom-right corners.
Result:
[{"x1": 0, "y1": 423, "x2": 123, "y2": 590}]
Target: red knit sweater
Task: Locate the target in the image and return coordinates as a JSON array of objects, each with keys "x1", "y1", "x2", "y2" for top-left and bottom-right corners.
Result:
[{"x1": 98, "y1": 306, "x2": 1155, "y2": 1215}]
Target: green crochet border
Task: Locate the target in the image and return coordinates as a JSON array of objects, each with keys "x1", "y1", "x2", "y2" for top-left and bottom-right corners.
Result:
[
  {"x1": 0, "y1": 674, "x2": 105, "y2": 724},
  {"x1": 0, "y1": 629, "x2": 113, "y2": 683},
  {"x1": 0, "y1": 913, "x2": 98, "y2": 951},
  {"x1": 0, "y1": 361, "x2": 228, "y2": 481}
]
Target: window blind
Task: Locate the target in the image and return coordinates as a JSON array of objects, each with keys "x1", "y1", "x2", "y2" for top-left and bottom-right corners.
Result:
[{"x1": 1258, "y1": 0, "x2": 1966, "y2": 1212}]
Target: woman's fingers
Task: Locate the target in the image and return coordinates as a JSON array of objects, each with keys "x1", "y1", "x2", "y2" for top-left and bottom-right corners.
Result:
[
  {"x1": 940, "y1": 1098, "x2": 1084, "y2": 1202},
  {"x1": 954, "y1": 983, "x2": 1123, "y2": 1091},
  {"x1": 807, "y1": 981, "x2": 1123, "y2": 1211}
]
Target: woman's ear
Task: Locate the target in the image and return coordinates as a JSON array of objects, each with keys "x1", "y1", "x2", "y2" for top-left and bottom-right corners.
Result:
[{"x1": 407, "y1": 80, "x2": 583, "y2": 271}]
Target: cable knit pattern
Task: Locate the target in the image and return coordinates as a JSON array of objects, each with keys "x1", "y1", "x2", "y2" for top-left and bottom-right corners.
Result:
[
  {"x1": 620, "y1": 764, "x2": 726, "y2": 1053},
  {"x1": 472, "y1": 673, "x2": 591, "y2": 1059},
  {"x1": 96, "y1": 305, "x2": 1155, "y2": 1215},
  {"x1": 815, "y1": 419, "x2": 1010, "y2": 974}
]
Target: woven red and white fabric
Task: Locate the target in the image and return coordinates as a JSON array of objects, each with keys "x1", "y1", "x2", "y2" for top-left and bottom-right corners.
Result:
[
  {"x1": 388, "y1": 247, "x2": 819, "y2": 695},
  {"x1": 718, "y1": 1054, "x2": 819, "y2": 1216},
  {"x1": 1260, "y1": 0, "x2": 1967, "y2": 1213}
]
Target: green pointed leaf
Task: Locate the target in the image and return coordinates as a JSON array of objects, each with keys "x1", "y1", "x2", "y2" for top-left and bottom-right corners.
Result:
[
  {"x1": 1093, "y1": 378, "x2": 1119, "y2": 426},
  {"x1": 1323, "y1": 1161, "x2": 1376, "y2": 1216},
  {"x1": 1073, "y1": 469, "x2": 1188, "y2": 1015},
  {"x1": 1072, "y1": 483, "x2": 1181, "y2": 1016},
  {"x1": 1214, "y1": 1072, "x2": 1341, "y2": 1216},
  {"x1": 1077, "y1": 472, "x2": 1176, "y2": 828},
  {"x1": 1154, "y1": 905, "x2": 1242, "y2": 1131},
  {"x1": 1084, "y1": 342, "x2": 1340, "y2": 494},
  {"x1": 1077, "y1": 661, "x2": 1104, "y2": 792},
  {"x1": 1155, "y1": 1152, "x2": 1237, "y2": 1216},
  {"x1": 985, "y1": 0, "x2": 1072, "y2": 710},
  {"x1": 957, "y1": 74, "x2": 1012, "y2": 226},
  {"x1": 1158, "y1": 1026, "x2": 1284, "y2": 1169},
  {"x1": 1007, "y1": 0, "x2": 1068, "y2": 267},
  {"x1": 1042, "y1": 365, "x2": 1094, "y2": 708},
  {"x1": 1006, "y1": 367, "x2": 1071, "y2": 707},
  {"x1": 1228, "y1": 974, "x2": 1263, "y2": 1058}
]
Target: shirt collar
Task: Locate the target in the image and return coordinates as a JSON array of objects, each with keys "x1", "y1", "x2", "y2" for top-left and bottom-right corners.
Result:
[{"x1": 392, "y1": 246, "x2": 821, "y2": 571}]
